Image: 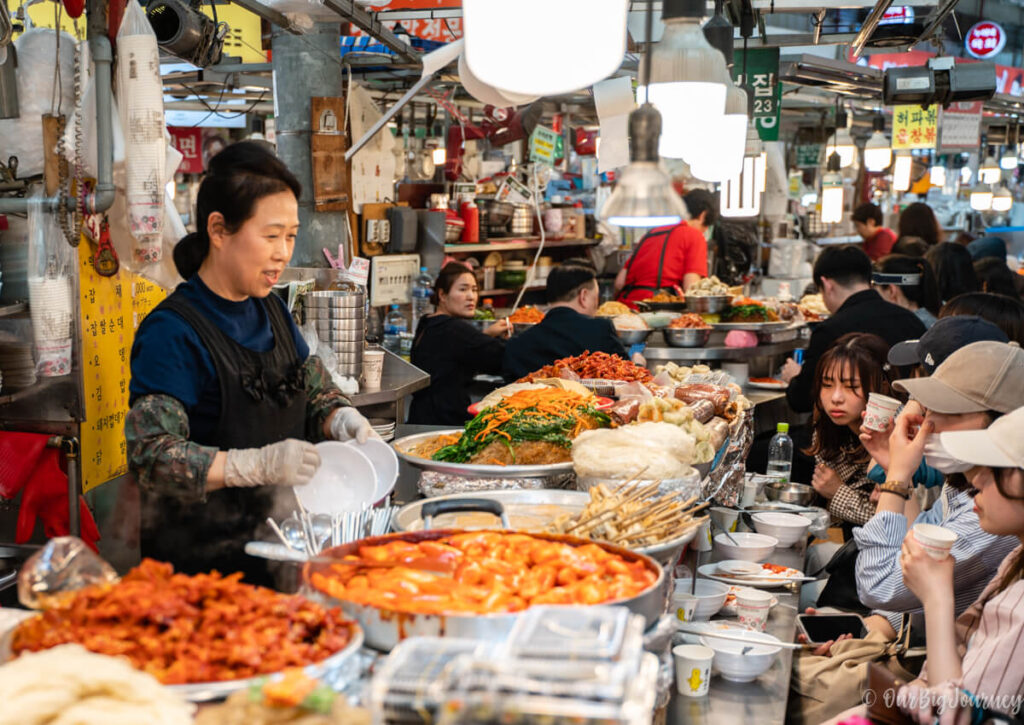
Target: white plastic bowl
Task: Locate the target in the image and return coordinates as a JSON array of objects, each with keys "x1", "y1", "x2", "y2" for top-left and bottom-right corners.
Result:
[
  {"x1": 296, "y1": 441, "x2": 377, "y2": 515},
  {"x1": 700, "y1": 628, "x2": 782, "y2": 683},
  {"x1": 751, "y1": 512, "x2": 812, "y2": 548},
  {"x1": 713, "y1": 532, "x2": 778, "y2": 562},
  {"x1": 677, "y1": 579, "x2": 731, "y2": 620}
]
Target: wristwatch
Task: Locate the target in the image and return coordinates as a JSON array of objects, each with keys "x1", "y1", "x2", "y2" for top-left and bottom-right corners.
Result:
[{"x1": 879, "y1": 480, "x2": 911, "y2": 499}]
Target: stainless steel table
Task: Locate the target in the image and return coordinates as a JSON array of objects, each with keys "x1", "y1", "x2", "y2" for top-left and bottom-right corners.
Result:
[{"x1": 669, "y1": 539, "x2": 808, "y2": 724}]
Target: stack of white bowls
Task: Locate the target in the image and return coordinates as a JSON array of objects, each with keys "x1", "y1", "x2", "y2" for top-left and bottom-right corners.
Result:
[{"x1": 304, "y1": 290, "x2": 364, "y2": 379}]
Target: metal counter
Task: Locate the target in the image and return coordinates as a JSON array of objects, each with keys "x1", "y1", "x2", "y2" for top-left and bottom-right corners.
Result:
[
  {"x1": 670, "y1": 540, "x2": 807, "y2": 724},
  {"x1": 348, "y1": 351, "x2": 430, "y2": 421},
  {"x1": 645, "y1": 338, "x2": 804, "y2": 362}
]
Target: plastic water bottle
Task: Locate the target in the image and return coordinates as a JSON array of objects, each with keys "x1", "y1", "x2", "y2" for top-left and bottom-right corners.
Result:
[
  {"x1": 383, "y1": 305, "x2": 407, "y2": 355},
  {"x1": 766, "y1": 422, "x2": 794, "y2": 484},
  {"x1": 411, "y1": 267, "x2": 433, "y2": 332}
]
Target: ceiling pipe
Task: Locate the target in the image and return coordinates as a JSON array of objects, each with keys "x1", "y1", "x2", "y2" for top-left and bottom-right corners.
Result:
[{"x1": 849, "y1": 0, "x2": 894, "y2": 59}]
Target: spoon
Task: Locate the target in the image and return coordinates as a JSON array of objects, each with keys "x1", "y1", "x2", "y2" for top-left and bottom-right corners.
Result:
[
  {"x1": 310, "y1": 514, "x2": 334, "y2": 553},
  {"x1": 280, "y1": 516, "x2": 308, "y2": 552}
]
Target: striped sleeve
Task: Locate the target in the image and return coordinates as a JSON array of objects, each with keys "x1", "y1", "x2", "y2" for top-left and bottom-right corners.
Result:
[{"x1": 853, "y1": 510, "x2": 910, "y2": 610}]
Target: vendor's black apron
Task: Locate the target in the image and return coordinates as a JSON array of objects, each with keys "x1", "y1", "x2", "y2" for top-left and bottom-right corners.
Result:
[
  {"x1": 139, "y1": 292, "x2": 306, "y2": 587},
  {"x1": 616, "y1": 228, "x2": 673, "y2": 300}
]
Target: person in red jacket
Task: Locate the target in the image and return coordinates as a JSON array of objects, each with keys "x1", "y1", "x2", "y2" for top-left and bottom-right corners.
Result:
[
  {"x1": 613, "y1": 189, "x2": 713, "y2": 307},
  {"x1": 852, "y1": 202, "x2": 897, "y2": 261}
]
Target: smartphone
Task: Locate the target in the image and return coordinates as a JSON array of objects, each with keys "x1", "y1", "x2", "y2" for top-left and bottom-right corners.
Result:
[{"x1": 796, "y1": 614, "x2": 867, "y2": 644}]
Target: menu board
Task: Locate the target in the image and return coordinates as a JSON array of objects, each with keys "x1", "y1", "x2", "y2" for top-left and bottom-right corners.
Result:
[
  {"x1": 77, "y1": 243, "x2": 166, "y2": 492},
  {"x1": 892, "y1": 105, "x2": 939, "y2": 149}
]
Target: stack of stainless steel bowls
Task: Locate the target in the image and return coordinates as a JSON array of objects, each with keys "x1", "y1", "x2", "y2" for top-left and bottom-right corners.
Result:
[
  {"x1": 304, "y1": 289, "x2": 364, "y2": 378},
  {"x1": 509, "y1": 204, "x2": 534, "y2": 235}
]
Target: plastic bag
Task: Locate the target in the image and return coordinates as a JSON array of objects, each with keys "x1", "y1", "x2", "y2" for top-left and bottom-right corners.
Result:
[
  {"x1": 115, "y1": 0, "x2": 164, "y2": 264},
  {"x1": 27, "y1": 193, "x2": 75, "y2": 377},
  {"x1": 18, "y1": 536, "x2": 118, "y2": 609}
]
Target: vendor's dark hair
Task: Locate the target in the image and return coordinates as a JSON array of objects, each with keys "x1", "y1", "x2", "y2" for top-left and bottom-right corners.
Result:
[
  {"x1": 683, "y1": 189, "x2": 717, "y2": 227},
  {"x1": 431, "y1": 262, "x2": 475, "y2": 305},
  {"x1": 897, "y1": 202, "x2": 941, "y2": 247},
  {"x1": 547, "y1": 258, "x2": 598, "y2": 303},
  {"x1": 805, "y1": 333, "x2": 895, "y2": 463},
  {"x1": 172, "y1": 141, "x2": 302, "y2": 279},
  {"x1": 926, "y1": 242, "x2": 980, "y2": 303},
  {"x1": 891, "y1": 237, "x2": 930, "y2": 257},
  {"x1": 940, "y1": 292, "x2": 1024, "y2": 345},
  {"x1": 852, "y1": 202, "x2": 883, "y2": 226},
  {"x1": 813, "y1": 245, "x2": 872, "y2": 289},
  {"x1": 875, "y1": 254, "x2": 941, "y2": 315},
  {"x1": 973, "y1": 257, "x2": 1021, "y2": 300}
]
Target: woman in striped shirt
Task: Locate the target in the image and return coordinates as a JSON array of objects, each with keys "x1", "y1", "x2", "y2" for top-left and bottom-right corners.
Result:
[{"x1": 828, "y1": 406, "x2": 1024, "y2": 725}]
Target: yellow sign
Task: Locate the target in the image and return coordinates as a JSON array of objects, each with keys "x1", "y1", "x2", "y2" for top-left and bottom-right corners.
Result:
[
  {"x1": 5, "y1": 0, "x2": 84, "y2": 38},
  {"x1": 892, "y1": 104, "x2": 939, "y2": 150},
  {"x1": 78, "y1": 242, "x2": 165, "y2": 492}
]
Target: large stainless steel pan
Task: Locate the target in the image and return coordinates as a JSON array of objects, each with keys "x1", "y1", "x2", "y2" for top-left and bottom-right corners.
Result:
[
  {"x1": 303, "y1": 529, "x2": 668, "y2": 651},
  {"x1": 392, "y1": 429, "x2": 575, "y2": 479}
]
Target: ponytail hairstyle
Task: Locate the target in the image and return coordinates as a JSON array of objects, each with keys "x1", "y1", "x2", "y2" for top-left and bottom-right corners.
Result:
[
  {"x1": 173, "y1": 141, "x2": 302, "y2": 279},
  {"x1": 874, "y1": 254, "x2": 941, "y2": 315}
]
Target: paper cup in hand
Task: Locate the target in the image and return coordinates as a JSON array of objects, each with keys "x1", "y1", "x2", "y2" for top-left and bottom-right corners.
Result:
[
  {"x1": 736, "y1": 588, "x2": 773, "y2": 632},
  {"x1": 913, "y1": 523, "x2": 958, "y2": 560},
  {"x1": 863, "y1": 393, "x2": 901, "y2": 432},
  {"x1": 361, "y1": 348, "x2": 385, "y2": 390},
  {"x1": 673, "y1": 644, "x2": 714, "y2": 697}
]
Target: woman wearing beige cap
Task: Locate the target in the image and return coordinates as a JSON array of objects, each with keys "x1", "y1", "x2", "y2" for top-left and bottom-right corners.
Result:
[
  {"x1": 825, "y1": 407, "x2": 1024, "y2": 724},
  {"x1": 893, "y1": 406, "x2": 1024, "y2": 724}
]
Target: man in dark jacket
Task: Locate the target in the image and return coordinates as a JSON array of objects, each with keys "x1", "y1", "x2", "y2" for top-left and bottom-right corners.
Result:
[
  {"x1": 782, "y1": 245, "x2": 926, "y2": 412},
  {"x1": 503, "y1": 259, "x2": 627, "y2": 382}
]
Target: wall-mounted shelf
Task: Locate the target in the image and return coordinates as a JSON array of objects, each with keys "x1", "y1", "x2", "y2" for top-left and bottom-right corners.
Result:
[{"x1": 445, "y1": 238, "x2": 600, "y2": 253}]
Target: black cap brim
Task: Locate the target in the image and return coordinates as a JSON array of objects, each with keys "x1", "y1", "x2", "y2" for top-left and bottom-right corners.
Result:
[{"x1": 887, "y1": 339, "x2": 922, "y2": 368}]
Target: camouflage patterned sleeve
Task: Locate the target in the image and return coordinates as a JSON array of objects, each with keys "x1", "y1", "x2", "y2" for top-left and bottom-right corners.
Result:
[
  {"x1": 125, "y1": 394, "x2": 218, "y2": 503},
  {"x1": 303, "y1": 355, "x2": 353, "y2": 442}
]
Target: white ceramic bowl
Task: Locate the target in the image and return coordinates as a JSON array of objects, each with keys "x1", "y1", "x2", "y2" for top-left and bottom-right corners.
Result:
[
  {"x1": 677, "y1": 579, "x2": 731, "y2": 620},
  {"x1": 700, "y1": 628, "x2": 782, "y2": 683},
  {"x1": 713, "y1": 532, "x2": 778, "y2": 562},
  {"x1": 751, "y1": 512, "x2": 812, "y2": 548}
]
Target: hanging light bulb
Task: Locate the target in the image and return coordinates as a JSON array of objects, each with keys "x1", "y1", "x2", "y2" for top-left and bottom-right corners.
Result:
[
  {"x1": 600, "y1": 104, "x2": 688, "y2": 227},
  {"x1": 639, "y1": 0, "x2": 729, "y2": 161},
  {"x1": 820, "y1": 152, "x2": 844, "y2": 224},
  {"x1": 960, "y1": 165, "x2": 973, "y2": 185},
  {"x1": 992, "y1": 185, "x2": 1013, "y2": 212},
  {"x1": 929, "y1": 163, "x2": 946, "y2": 187},
  {"x1": 893, "y1": 151, "x2": 913, "y2": 192},
  {"x1": 432, "y1": 147, "x2": 447, "y2": 165},
  {"x1": 970, "y1": 184, "x2": 994, "y2": 211},
  {"x1": 720, "y1": 125, "x2": 766, "y2": 218},
  {"x1": 980, "y1": 151, "x2": 1001, "y2": 184},
  {"x1": 689, "y1": 81, "x2": 748, "y2": 182},
  {"x1": 863, "y1": 115, "x2": 892, "y2": 172},
  {"x1": 825, "y1": 107, "x2": 856, "y2": 168}
]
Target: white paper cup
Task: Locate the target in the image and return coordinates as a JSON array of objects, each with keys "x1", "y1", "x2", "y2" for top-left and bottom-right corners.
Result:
[
  {"x1": 741, "y1": 480, "x2": 762, "y2": 508},
  {"x1": 692, "y1": 518, "x2": 713, "y2": 552},
  {"x1": 673, "y1": 644, "x2": 714, "y2": 697},
  {"x1": 672, "y1": 592, "x2": 699, "y2": 623},
  {"x1": 710, "y1": 506, "x2": 740, "y2": 534},
  {"x1": 736, "y1": 588, "x2": 773, "y2": 632},
  {"x1": 863, "y1": 393, "x2": 901, "y2": 432},
  {"x1": 913, "y1": 523, "x2": 958, "y2": 560},
  {"x1": 361, "y1": 348, "x2": 385, "y2": 390}
]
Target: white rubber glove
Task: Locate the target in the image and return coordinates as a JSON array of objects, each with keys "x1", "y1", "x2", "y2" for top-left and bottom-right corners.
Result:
[
  {"x1": 329, "y1": 407, "x2": 378, "y2": 444},
  {"x1": 224, "y1": 439, "x2": 321, "y2": 488}
]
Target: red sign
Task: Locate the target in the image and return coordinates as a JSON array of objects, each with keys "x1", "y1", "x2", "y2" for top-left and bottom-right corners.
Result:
[
  {"x1": 965, "y1": 21, "x2": 1006, "y2": 59},
  {"x1": 861, "y1": 50, "x2": 934, "y2": 70},
  {"x1": 879, "y1": 6, "x2": 914, "y2": 24},
  {"x1": 168, "y1": 127, "x2": 204, "y2": 175}
]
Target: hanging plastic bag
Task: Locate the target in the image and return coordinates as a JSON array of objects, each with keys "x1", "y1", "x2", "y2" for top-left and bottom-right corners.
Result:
[
  {"x1": 18, "y1": 536, "x2": 118, "y2": 609},
  {"x1": 27, "y1": 192, "x2": 75, "y2": 377},
  {"x1": 115, "y1": 0, "x2": 164, "y2": 265}
]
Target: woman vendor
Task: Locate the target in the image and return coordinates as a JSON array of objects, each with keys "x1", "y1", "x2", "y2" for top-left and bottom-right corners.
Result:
[
  {"x1": 125, "y1": 142, "x2": 375, "y2": 586},
  {"x1": 407, "y1": 263, "x2": 510, "y2": 425}
]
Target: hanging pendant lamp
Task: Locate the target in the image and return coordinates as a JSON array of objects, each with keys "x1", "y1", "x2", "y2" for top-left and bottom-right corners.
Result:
[
  {"x1": 820, "y1": 152, "x2": 844, "y2": 224},
  {"x1": 863, "y1": 115, "x2": 892, "y2": 172}
]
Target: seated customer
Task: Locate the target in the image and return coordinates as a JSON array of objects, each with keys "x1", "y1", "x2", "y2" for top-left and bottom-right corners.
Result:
[
  {"x1": 872, "y1": 254, "x2": 941, "y2": 329},
  {"x1": 852, "y1": 340, "x2": 1024, "y2": 639},
  {"x1": 825, "y1": 405, "x2": 1024, "y2": 725},
  {"x1": 940, "y1": 291, "x2": 1024, "y2": 344},
  {"x1": 805, "y1": 333, "x2": 894, "y2": 531},
  {"x1": 782, "y1": 245, "x2": 925, "y2": 413},
  {"x1": 974, "y1": 257, "x2": 1022, "y2": 300},
  {"x1": 852, "y1": 202, "x2": 897, "y2": 260},
  {"x1": 502, "y1": 260, "x2": 627, "y2": 382}
]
